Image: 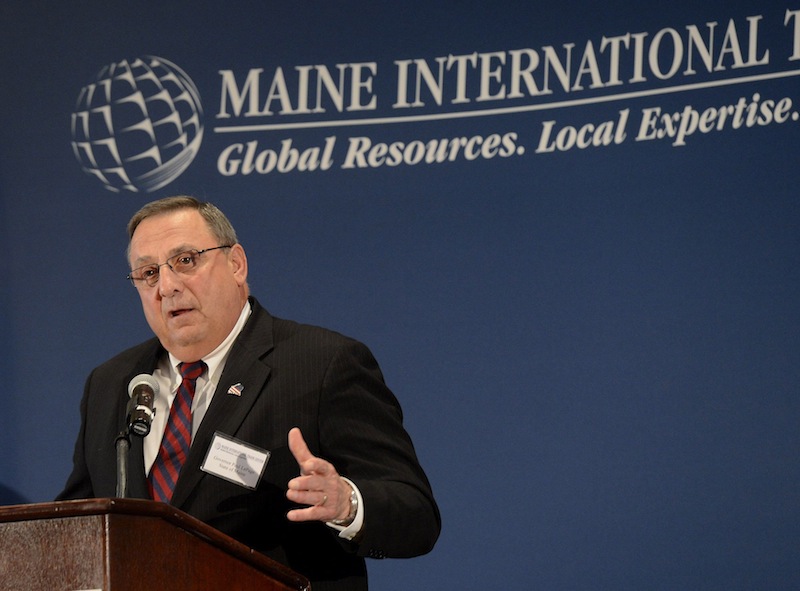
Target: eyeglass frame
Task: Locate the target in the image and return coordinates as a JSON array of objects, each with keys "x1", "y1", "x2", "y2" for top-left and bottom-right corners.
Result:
[{"x1": 126, "y1": 245, "x2": 234, "y2": 288}]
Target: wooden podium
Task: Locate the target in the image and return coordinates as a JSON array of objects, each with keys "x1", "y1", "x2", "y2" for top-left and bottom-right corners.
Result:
[{"x1": 0, "y1": 498, "x2": 310, "y2": 591}]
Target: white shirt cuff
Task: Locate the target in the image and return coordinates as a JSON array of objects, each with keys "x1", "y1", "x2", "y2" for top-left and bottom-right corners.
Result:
[{"x1": 326, "y1": 477, "x2": 364, "y2": 540}]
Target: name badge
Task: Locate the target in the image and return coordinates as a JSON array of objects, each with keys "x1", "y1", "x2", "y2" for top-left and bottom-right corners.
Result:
[{"x1": 201, "y1": 431, "x2": 270, "y2": 490}]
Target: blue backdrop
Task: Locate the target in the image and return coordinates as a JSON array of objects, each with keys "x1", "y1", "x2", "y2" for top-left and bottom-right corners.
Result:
[{"x1": 2, "y1": 1, "x2": 799, "y2": 589}]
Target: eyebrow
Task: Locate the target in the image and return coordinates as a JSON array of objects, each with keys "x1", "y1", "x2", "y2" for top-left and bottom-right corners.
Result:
[{"x1": 132, "y1": 244, "x2": 197, "y2": 267}]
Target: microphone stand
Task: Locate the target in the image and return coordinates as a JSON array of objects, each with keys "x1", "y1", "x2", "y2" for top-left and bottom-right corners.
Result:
[
  {"x1": 116, "y1": 392, "x2": 154, "y2": 498},
  {"x1": 115, "y1": 428, "x2": 131, "y2": 498}
]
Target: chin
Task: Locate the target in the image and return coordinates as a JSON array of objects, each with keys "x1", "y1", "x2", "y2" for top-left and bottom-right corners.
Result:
[{"x1": 163, "y1": 329, "x2": 204, "y2": 351}]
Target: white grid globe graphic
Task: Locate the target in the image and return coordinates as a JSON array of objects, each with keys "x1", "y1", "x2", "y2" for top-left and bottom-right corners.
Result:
[{"x1": 71, "y1": 56, "x2": 203, "y2": 193}]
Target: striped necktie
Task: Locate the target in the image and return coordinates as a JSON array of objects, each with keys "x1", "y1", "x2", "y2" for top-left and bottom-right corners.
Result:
[{"x1": 149, "y1": 360, "x2": 206, "y2": 503}]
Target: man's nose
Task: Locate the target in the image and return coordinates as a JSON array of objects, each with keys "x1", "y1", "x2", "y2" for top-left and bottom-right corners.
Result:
[{"x1": 158, "y1": 264, "x2": 184, "y2": 296}]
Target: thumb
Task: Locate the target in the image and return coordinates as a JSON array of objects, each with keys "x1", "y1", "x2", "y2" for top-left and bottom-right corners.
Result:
[{"x1": 288, "y1": 427, "x2": 314, "y2": 468}]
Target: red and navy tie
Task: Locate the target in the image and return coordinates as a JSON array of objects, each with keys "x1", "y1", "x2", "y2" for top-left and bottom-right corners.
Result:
[{"x1": 149, "y1": 360, "x2": 206, "y2": 503}]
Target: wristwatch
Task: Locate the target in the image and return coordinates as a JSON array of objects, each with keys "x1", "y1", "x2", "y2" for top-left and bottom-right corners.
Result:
[{"x1": 331, "y1": 486, "x2": 358, "y2": 526}]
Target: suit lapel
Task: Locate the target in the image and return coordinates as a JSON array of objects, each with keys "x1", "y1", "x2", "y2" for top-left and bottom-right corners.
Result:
[{"x1": 170, "y1": 302, "x2": 275, "y2": 508}]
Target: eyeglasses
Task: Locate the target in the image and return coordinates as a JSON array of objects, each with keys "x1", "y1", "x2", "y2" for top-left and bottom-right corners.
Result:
[{"x1": 127, "y1": 245, "x2": 233, "y2": 288}]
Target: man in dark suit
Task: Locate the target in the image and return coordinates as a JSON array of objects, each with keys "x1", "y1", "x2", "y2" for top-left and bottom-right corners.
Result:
[{"x1": 58, "y1": 196, "x2": 440, "y2": 590}]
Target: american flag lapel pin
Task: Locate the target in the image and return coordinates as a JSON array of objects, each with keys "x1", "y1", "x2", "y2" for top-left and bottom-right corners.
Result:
[{"x1": 227, "y1": 382, "x2": 244, "y2": 396}]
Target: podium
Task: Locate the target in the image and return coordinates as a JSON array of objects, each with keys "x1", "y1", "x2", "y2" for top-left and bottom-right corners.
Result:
[{"x1": 0, "y1": 498, "x2": 310, "y2": 591}]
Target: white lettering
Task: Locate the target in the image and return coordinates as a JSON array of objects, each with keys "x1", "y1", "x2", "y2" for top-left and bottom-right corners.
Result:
[{"x1": 786, "y1": 9, "x2": 800, "y2": 60}]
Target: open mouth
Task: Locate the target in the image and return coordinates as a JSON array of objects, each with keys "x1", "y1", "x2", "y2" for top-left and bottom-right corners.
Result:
[{"x1": 170, "y1": 308, "x2": 193, "y2": 318}]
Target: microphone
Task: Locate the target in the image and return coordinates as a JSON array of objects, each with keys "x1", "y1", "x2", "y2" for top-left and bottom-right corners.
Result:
[{"x1": 126, "y1": 374, "x2": 159, "y2": 437}]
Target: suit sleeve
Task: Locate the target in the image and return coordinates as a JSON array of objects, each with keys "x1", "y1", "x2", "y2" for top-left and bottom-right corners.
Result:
[
  {"x1": 56, "y1": 371, "x2": 96, "y2": 501},
  {"x1": 317, "y1": 339, "x2": 441, "y2": 559}
]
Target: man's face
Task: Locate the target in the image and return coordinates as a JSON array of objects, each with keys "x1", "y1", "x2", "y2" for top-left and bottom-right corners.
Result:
[{"x1": 128, "y1": 208, "x2": 248, "y2": 362}]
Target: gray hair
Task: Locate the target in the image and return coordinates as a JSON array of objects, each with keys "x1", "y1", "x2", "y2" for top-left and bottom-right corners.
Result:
[{"x1": 127, "y1": 196, "x2": 239, "y2": 256}]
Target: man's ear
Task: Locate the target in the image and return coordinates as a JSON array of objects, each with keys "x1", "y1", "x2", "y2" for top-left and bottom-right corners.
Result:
[{"x1": 229, "y1": 243, "x2": 248, "y2": 285}]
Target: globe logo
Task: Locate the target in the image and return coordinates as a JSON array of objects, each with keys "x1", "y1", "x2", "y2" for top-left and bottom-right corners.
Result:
[{"x1": 70, "y1": 56, "x2": 203, "y2": 193}]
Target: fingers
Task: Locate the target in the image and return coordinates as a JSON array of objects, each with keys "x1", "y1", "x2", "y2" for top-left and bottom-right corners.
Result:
[
  {"x1": 285, "y1": 427, "x2": 346, "y2": 523},
  {"x1": 286, "y1": 483, "x2": 338, "y2": 522},
  {"x1": 286, "y1": 497, "x2": 332, "y2": 523},
  {"x1": 286, "y1": 478, "x2": 350, "y2": 523}
]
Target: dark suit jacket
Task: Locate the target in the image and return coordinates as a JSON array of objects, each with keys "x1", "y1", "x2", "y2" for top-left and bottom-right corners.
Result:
[{"x1": 58, "y1": 298, "x2": 440, "y2": 590}]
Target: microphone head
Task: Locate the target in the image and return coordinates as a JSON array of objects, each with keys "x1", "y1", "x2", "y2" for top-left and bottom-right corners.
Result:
[{"x1": 127, "y1": 374, "x2": 160, "y2": 398}]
